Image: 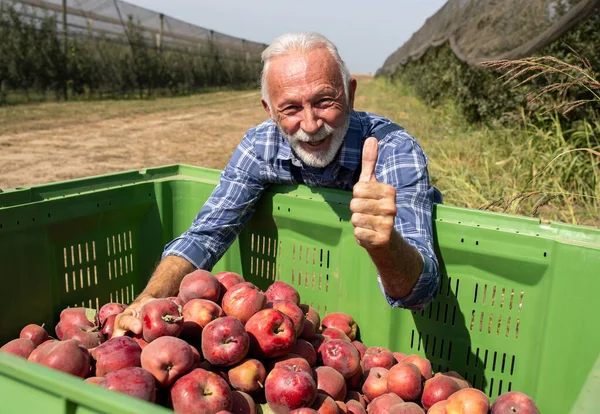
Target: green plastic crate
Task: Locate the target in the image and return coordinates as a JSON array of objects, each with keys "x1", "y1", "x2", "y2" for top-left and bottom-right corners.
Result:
[{"x1": 1, "y1": 164, "x2": 599, "y2": 413}]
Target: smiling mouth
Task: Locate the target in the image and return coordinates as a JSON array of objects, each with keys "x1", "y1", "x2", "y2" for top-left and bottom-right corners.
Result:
[{"x1": 307, "y1": 138, "x2": 326, "y2": 147}]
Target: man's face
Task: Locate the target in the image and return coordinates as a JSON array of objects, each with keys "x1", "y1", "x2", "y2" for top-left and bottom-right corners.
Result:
[{"x1": 262, "y1": 48, "x2": 357, "y2": 168}]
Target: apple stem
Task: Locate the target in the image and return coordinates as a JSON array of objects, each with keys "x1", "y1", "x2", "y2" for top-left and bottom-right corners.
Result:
[
  {"x1": 162, "y1": 314, "x2": 184, "y2": 323},
  {"x1": 258, "y1": 381, "x2": 264, "y2": 389}
]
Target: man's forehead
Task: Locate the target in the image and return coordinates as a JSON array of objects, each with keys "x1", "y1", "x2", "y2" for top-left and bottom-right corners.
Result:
[{"x1": 267, "y1": 48, "x2": 340, "y2": 84}]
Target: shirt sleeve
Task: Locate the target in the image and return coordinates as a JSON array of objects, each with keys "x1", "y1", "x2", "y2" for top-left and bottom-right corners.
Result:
[
  {"x1": 161, "y1": 134, "x2": 266, "y2": 270},
  {"x1": 376, "y1": 131, "x2": 442, "y2": 311}
]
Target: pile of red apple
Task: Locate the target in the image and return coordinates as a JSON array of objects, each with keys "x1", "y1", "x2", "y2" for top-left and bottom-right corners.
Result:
[{"x1": 1, "y1": 269, "x2": 541, "y2": 413}]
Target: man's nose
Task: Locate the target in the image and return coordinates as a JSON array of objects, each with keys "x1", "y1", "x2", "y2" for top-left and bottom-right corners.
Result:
[{"x1": 300, "y1": 107, "x2": 323, "y2": 135}]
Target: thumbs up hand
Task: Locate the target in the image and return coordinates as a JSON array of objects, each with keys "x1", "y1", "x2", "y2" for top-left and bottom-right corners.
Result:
[{"x1": 350, "y1": 137, "x2": 397, "y2": 250}]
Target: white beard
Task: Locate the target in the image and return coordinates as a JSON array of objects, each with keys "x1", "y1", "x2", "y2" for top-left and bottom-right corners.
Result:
[{"x1": 278, "y1": 115, "x2": 350, "y2": 168}]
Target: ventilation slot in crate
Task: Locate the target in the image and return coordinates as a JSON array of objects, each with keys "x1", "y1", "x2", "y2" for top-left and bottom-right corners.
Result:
[
  {"x1": 471, "y1": 283, "x2": 524, "y2": 339},
  {"x1": 63, "y1": 241, "x2": 98, "y2": 293},
  {"x1": 248, "y1": 233, "x2": 279, "y2": 281},
  {"x1": 106, "y1": 231, "x2": 134, "y2": 281}
]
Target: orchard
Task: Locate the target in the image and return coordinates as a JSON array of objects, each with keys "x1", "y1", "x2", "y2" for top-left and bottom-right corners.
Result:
[{"x1": 1, "y1": 269, "x2": 540, "y2": 413}]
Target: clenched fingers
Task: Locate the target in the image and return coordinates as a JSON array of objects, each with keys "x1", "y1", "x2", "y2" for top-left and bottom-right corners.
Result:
[
  {"x1": 350, "y1": 197, "x2": 397, "y2": 217},
  {"x1": 353, "y1": 181, "x2": 396, "y2": 200},
  {"x1": 351, "y1": 212, "x2": 395, "y2": 233}
]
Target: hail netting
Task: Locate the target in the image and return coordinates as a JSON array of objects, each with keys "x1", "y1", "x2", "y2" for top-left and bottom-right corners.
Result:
[
  {"x1": 0, "y1": 0, "x2": 268, "y2": 102},
  {"x1": 377, "y1": 0, "x2": 600, "y2": 75}
]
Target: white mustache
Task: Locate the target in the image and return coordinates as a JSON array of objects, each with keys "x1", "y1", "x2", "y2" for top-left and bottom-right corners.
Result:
[{"x1": 290, "y1": 124, "x2": 335, "y2": 143}]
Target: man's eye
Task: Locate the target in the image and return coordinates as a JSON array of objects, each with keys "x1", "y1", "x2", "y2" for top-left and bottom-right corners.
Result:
[
  {"x1": 283, "y1": 106, "x2": 300, "y2": 113},
  {"x1": 317, "y1": 98, "x2": 333, "y2": 105}
]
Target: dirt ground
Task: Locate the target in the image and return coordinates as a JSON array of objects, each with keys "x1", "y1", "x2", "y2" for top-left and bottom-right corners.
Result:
[{"x1": 0, "y1": 90, "x2": 270, "y2": 190}]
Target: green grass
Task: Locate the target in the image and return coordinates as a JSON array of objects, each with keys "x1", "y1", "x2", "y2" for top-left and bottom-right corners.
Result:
[{"x1": 357, "y1": 76, "x2": 599, "y2": 227}]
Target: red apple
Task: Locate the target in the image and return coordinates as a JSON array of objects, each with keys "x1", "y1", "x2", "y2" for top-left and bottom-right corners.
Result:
[
  {"x1": 168, "y1": 296, "x2": 185, "y2": 307},
  {"x1": 102, "y1": 366, "x2": 156, "y2": 402},
  {"x1": 231, "y1": 390, "x2": 257, "y2": 414},
  {"x1": 367, "y1": 393, "x2": 404, "y2": 413},
  {"x1": 345, "y1": 364, "x2": 364, "y2": 391},
  {"x1": 140, "y1": 298, "x2": 184, "y2": 342},
  {"x1": 201, "y1": 316, "x2": 249, "y2": 367},
  {"x1": 1, "y1": 338, "x2": 36, "y2": 359},
  {"x1": 28, "y1": 339, "x2": 90, "y2": 378},
  {"x1": 421, "y1": 375, "x2": 461, "y2": 410},
  {"x1": 345, "y1": 391, "x2": 367, "y2": 407},
  {"x1": 128, "y1": 333, "x2": 149, "y2": 350},
  {"x1": 387, "y1": 362, "x2": 423, "y2": 402},
  {"x1": 178, "y1": 269, "x2": 221, "y2": 304},
  {"x1": 319, "y1": 339, "x2": 361, "y2": 379},
  {"x1": 269, "y1": 354, "x2": 314, "y2": 377},
  {"x1": 299, "y1": 304, "x2": 321, "y2": 340},
  {"x1": 245, "y1": 308, "x2": 296, "y2": 359},
  {"x1": 311, "y1": 393, "x2": 339, "y2": 413},
  {"x1": 315, "y1": 366, "x2": 347, "y2": 401},
  {"x1": 228, "y1": 358, "x2": 266, "y2": 393},
  {"x1": 98, "y1": 303, "x2": 126, "y2": 325},
  {"x1": 170, "y1": 368, "x2": 233, "y2": 413},
  {"x1": 84, "y1": 376, "x2": 105, "y2": 386},
  {"x1": 428, "y1": 400, "x2": 448, "y2": 414},
  {"x1": 190, "y1": 344, "x2": 202, "y2": 369},
  {"x1": 215, "y1": 271, "x2": 246, "y2": 298},
  {"x1": 58, "y1": 307, "x2": 98, "y2": 330},
  {"x1": 347, "y1": 399, "x2": 367, "y2": 414},
  {"x1": 393, "y1": 352, "x2": 407, "y2": 364},
  {"x1": 402, "y1": 354, "x2": 432, "y2": 380},
  {"x1": 321, "y1": 312, "x2": 357, "y2": 341},
  {"x1": 183, "y1": 299, "x2": 225, "y2": 328},
  {"x1": 222, "y1": 282, "x2": 267, "y2": 325},
  {"x1": 293, "y1": 339, "x2": 318, "y2": 367},
  {"x1": 362, "y1": 347, "x2": 395, "y2": 371},
  {"x1": 265, "y1": 364, "x2": 318, "y2": 413},
  {"x1": 491, "y1": 391, "x2": 540, "y2": 414},
  {"x1": 446, "y1": 388, "x2": 490, "y2": 413},
  {"x1": 362, "y1": 367, "x2": 389, "y2": 401},
  {"x1": 60, "y1": 324, "x2": 104, "y2": 349},
  {"x1": 434, "y1": 371, "x2": 472, "y2": 389},
  {"x1": 91, "y1": 336, "x2": 142, "y2": 377},
  {"x1": 389, "y1": 402, "x2": 425, "y2": 413},
  {"x1": 353, "y1": 341, "x2": 368, "y2": 360},
  {"x1": 291, "y1": 409, "x2": 318, "y2": 414},
  {"x1": 141, "y1": 336, "x2": 194, "y2": 387},
  {"x1": 337, "y1": 400, "x2": 349, "y2": 413},
  {"x1": 101, "y1": 315, "x2": 118, "y2": 338},
  {"x1": 266, "y1": 299, "x2": 306, "y2": 338},
  {"x1": 19, "y1": 324, "x2": 49, "y2": 347},
  {"x1": 266, "y1": 281, "x2": 301, "y2": 305},
  {"x1": 322, "y1": 327, "x2": 351, "y2": 342}
]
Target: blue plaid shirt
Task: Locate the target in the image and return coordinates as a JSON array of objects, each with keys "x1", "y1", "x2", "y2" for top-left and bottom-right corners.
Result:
[{"x1": 163, "y1": 110, "x2": 442, "y2": 310}]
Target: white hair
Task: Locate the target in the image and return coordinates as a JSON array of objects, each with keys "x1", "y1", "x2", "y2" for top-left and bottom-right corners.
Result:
[{"x1": 260, "y1": 32, "x2": 351, "y2": 110}]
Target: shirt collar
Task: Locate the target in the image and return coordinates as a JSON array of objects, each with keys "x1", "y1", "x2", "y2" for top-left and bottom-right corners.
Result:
[{"x1": 274, "y1": 110, "x2": 363, "y2": 172}]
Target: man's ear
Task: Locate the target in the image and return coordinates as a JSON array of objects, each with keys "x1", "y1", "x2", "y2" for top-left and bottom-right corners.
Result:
[
  {"x1": 261, "y1": 99, "x2": 274, "y2": 120},
  {"x1": 348, "y1": 77, "x2": 358, "y2": 110}
]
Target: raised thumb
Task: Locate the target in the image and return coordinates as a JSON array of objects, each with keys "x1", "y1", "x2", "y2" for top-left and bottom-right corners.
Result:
[{"x1": 358, "y1": 137, "x2": 379, "y2": 182}]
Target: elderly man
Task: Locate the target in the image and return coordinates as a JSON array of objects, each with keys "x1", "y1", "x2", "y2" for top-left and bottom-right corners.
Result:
[{"x1": 113, "y1": 32, "x2": 442, "y2": 337}]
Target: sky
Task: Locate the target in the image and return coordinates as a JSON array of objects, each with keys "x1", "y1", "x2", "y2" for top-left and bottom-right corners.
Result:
[{"x1": 123, "y1": 0, "x2": 447, "y2": 75}]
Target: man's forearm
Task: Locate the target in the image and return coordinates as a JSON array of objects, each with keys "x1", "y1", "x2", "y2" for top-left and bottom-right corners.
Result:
[
  {"x1": 367, "y1": 231, "x2": 423, "y2": 299},
  {"x1": 136, "y1": 255, "x2": 196, "y2": 301}
]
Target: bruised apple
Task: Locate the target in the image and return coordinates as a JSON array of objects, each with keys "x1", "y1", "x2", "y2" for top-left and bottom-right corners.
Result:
[{"x1": 140, "y1": 298, "x2": 183, "y2": 342}]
